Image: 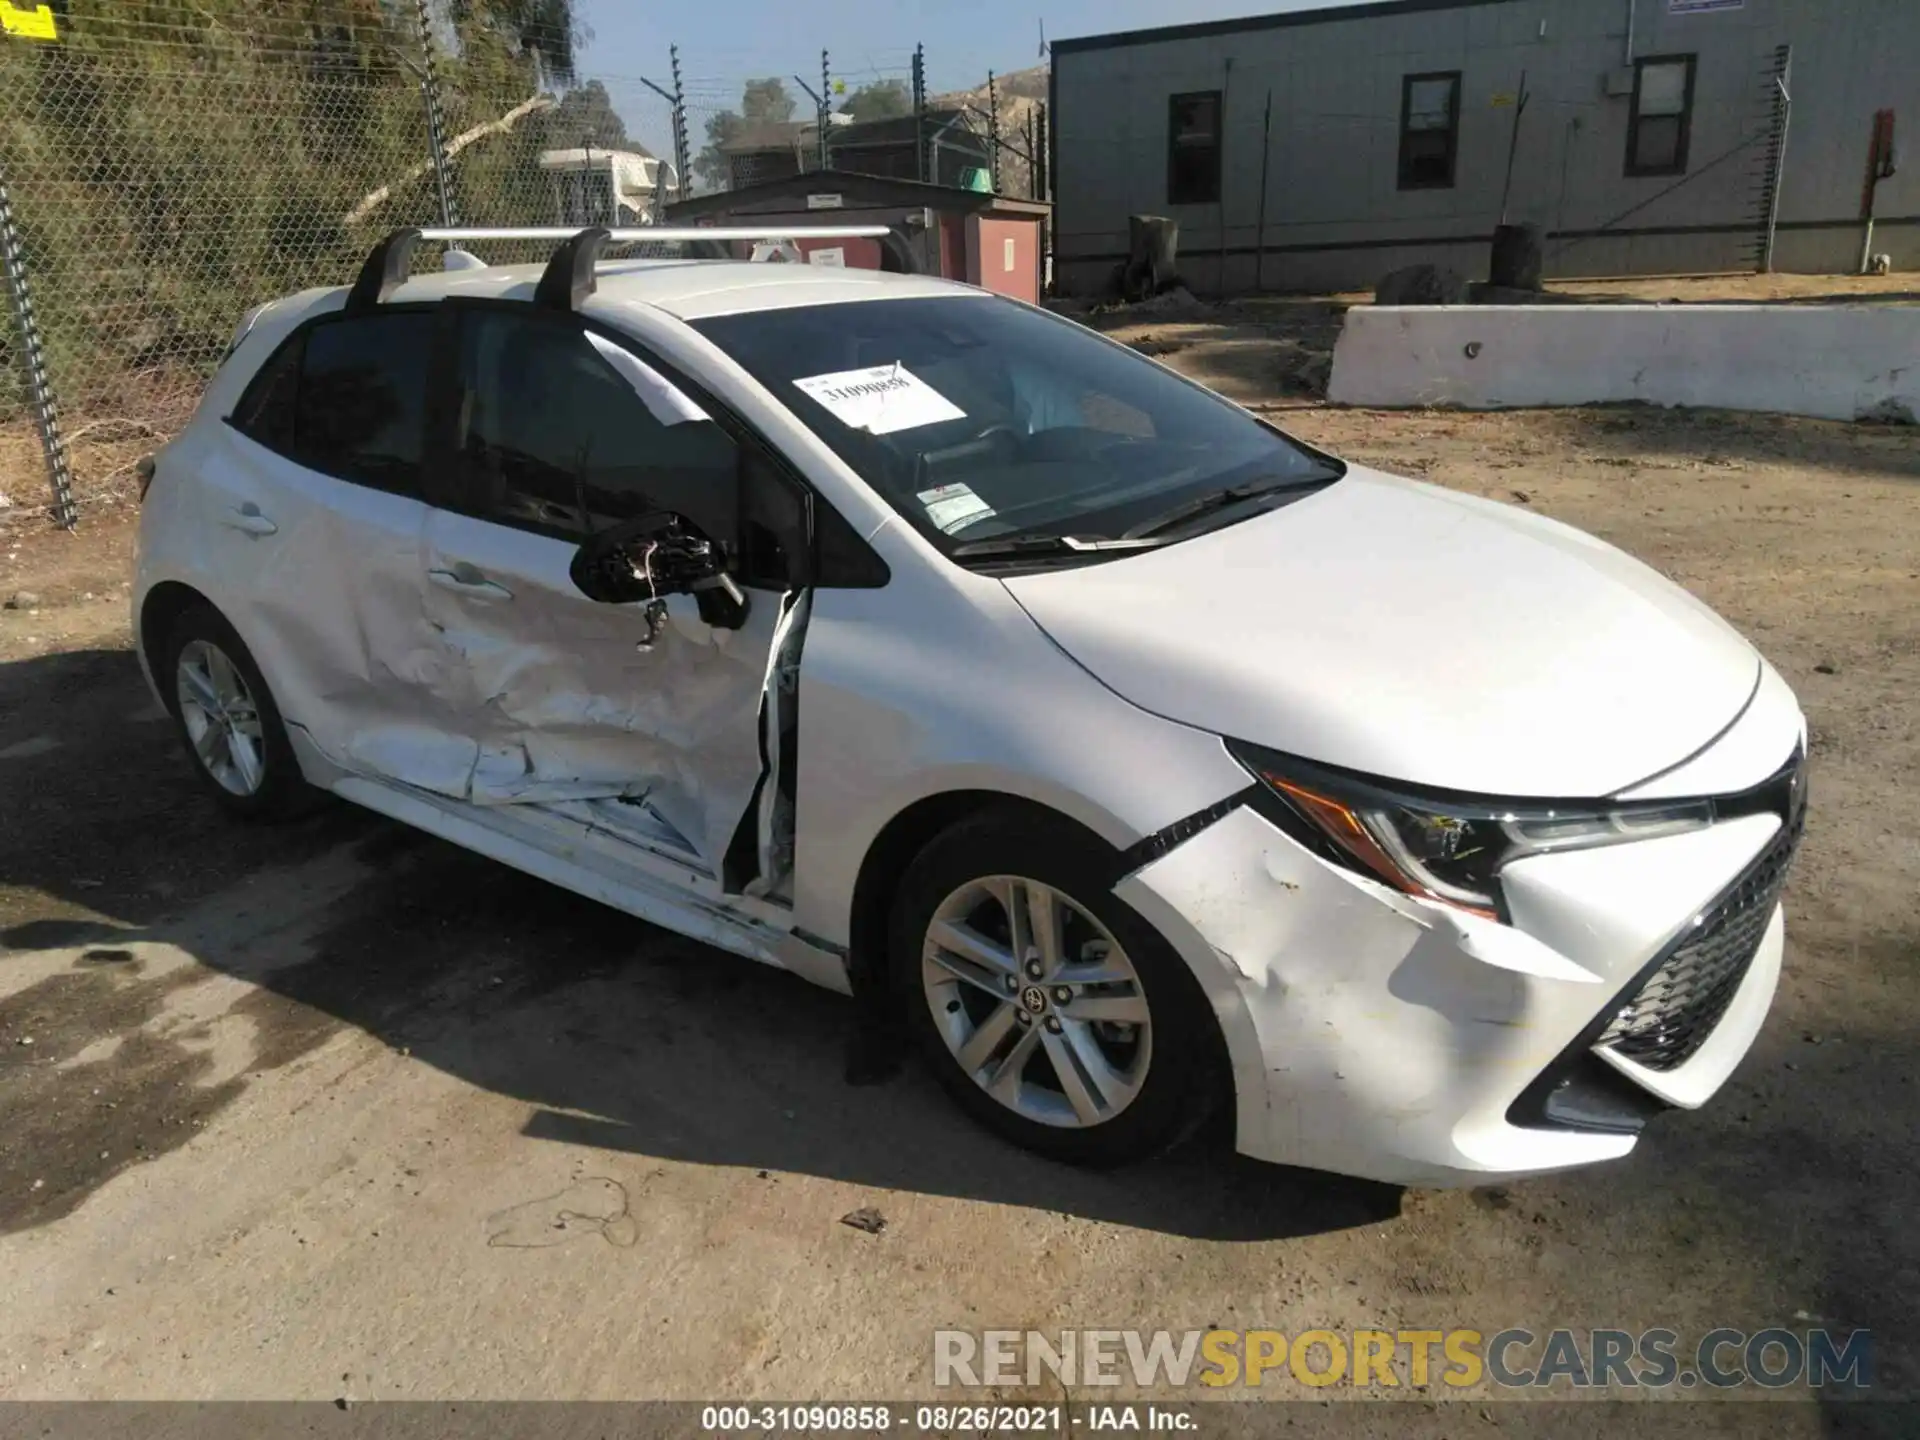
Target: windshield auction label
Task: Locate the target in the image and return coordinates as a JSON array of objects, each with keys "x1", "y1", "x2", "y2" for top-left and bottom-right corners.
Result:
[
  {"x1": 915, "y1": 482, "x2": 995, "y2": 534},
  {"x1": 794, "y1": 364, "x2": 966, "y2": 435}
]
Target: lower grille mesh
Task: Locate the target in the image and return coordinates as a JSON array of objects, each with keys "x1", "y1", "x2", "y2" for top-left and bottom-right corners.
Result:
[{"x1": 1598, "y1": 802, "x2": 1805, "y2": 1072}]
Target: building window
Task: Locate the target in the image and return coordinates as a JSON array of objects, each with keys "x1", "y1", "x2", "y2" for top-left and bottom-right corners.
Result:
[
  {"x1": 1167, "y1": 91, "x2": 1222, "y2": 205},
  {"x1": 1627, "y1": 55, "x2": 1696, "y2": 176},
  {"x1": 1398, "y1": 71, "x2": 1461, "y2": 189}
]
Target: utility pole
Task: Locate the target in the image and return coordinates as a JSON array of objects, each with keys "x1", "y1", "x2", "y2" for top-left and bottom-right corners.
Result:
[{"x1": 912, "y1": 42, "x2": 927, "y2": 182}]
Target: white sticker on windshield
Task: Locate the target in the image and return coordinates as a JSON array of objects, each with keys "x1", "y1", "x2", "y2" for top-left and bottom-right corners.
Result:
[
  {"x1": 793, "y1": 363, "x2": 966, "y2": 436},
  {"x1": 916, "y1": 482, "x2": 994, "y2": 534}
]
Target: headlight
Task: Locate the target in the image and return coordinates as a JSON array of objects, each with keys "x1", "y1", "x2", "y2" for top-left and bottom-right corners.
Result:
[{"x1": 1227, "y1": 741, "x2": 1715, "y2": 919}]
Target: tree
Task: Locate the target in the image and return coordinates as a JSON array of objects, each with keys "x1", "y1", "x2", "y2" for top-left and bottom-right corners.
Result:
[
  {"x1": 542, "y1": 79, "x2": 628, "y2": 150},
  {"x1": 448, "y1": 0, "x2": 579, "y2": 84},
  {"x1": 694, "y1": 77, "x2": 798, "y2": 189},
  {"x1": 838, "y1": 79, "x2": 911, "y2": 124}
]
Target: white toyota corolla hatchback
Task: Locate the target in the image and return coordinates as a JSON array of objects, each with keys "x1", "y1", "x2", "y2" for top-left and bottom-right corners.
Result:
[{"x1": 134, "y1": 225, "x2": 1808, "y2": 1186}]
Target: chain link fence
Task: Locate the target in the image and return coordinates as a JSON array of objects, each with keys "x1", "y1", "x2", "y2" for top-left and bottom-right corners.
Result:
[
  {"x1": 0, "y1": 4, "x2": 1041, "y2": 529},
  {"x1": 0, "y1": 0, "x2": 587, "y2": 525}
]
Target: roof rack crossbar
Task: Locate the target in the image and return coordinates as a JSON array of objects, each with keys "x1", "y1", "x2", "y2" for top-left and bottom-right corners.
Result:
[
  {"x1": 416, "y1": 225, "x2": 893, "y2": 243},
  {"x1": 345, "y1": 223, "x2": 921, "y2": 314}
]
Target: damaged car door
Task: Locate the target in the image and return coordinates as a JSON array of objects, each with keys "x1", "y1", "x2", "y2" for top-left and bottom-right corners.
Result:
[
  {"x1": 212, "y1": 307, "x2": 451, "y2": 783},
  {"x1": 416, "y1": 302, "x2": 805, "y2": 892}
]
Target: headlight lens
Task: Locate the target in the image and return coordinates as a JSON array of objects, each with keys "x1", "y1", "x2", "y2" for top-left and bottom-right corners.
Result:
[{"x1": 1228, "y1": 741, "x2": 1715, "y2": 918}]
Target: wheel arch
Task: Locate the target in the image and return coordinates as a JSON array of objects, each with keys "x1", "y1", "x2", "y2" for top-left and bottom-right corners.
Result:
[
  {"x1": 843, "y1": 787, "x2": 1237, "y2": 1136},
  {"x1": 138, "y1": 580, "x2": 218, "y2": 713}
]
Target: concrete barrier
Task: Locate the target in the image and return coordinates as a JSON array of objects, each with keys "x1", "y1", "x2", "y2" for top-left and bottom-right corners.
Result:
[{"x1": 1326, "y1": 303, "x2": 1919, "y2": 423}]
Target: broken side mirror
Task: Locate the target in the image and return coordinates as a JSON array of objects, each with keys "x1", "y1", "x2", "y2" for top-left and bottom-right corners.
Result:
[{"x1": 569, "y1": 511, "x2": 750, "y2": 633}]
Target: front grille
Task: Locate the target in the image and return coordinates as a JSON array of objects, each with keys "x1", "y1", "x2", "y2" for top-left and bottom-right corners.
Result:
[{"x1": 1597, "y1": 795, "x2": 1805, "y2": 1072}]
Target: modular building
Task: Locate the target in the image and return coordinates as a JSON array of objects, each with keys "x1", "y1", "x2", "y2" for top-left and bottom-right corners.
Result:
[{"x1": 1049, "y1": 0, "x2": 1915, "y2": 295}]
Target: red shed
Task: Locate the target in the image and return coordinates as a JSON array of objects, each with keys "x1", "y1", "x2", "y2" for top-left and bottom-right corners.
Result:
[{"x1": 662, "y1": 170, "x2": 1050, "y2": 304}]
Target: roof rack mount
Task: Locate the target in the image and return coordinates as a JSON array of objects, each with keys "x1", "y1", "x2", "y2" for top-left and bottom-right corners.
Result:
[{"x1": 345, "y1": 223, "x2": 917, "y2": 315}]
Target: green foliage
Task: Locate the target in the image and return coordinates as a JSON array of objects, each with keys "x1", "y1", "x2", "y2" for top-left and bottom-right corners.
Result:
[
  {"x1": 540, "y1": 79, "x2": 628, "y2": 151},
  {"x1": 694, "y1": 76, "x2": 797, "y2": 190},
  {"x1": 838, "y1": 79, "x2": 911, "y2": 124},
  {"x1": 0, "y1": 0, "x2": 563, "y2": 417}
]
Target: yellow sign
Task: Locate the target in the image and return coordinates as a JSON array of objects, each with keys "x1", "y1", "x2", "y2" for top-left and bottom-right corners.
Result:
[
  {"x1": 1, "y1": 2, "x2": 59, "y2": 41},
  {"x1": 1490, "y1": 92, "x2": 1516, "y2": 107}
]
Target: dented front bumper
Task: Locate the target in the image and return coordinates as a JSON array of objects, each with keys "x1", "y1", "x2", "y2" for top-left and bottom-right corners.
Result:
[{"x1": 1115, "y1": 803, "x2": 1785, "y2": 1188}]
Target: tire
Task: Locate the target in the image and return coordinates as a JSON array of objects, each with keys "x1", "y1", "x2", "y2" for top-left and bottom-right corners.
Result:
[
  {"x1": 889, "y1": 807, "x2": 1227, "y2": 1168},
  {"x1": 160, "y1": 602, "x2": 312, "y2": 821}
]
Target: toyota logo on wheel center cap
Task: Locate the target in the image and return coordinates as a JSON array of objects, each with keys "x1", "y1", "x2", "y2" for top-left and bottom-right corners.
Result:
[{"x1": 1020, "y1": 985, "x2": 1049, "y2": 1015}]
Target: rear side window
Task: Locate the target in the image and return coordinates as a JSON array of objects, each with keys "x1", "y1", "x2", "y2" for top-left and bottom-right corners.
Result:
[
  {"x1": 231, "y1": 332, "x2": 302, "y2": 454},
  {"x1": 230, "y1": 311, "x2": 434, "y2": 498}
]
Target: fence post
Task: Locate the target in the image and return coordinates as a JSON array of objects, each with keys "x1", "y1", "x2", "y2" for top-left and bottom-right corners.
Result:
[
  {"x1": 1760, "y1": 46, "x2": 1792, "y2": 274},
  {"x1": 670, "y1": 45, "x2": 691, "y2": 198},
  {"x1": 415, "y1": 0, "x2": 460, "y2": 226},
  {"x1": 987, "y1": 71, "x2": 1000, "y2": 192},
  {"x1": 819, "y1": 51, "x2": 831, "y2": 171},
  {"x1": 0, "y1": 163, "x2": 77, "y2": 530},
  {"x1": 912, "y1": 44, "x2": 927, "y2": 183}
]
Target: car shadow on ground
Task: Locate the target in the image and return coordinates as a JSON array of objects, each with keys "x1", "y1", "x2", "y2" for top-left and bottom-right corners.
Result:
[{"x1": 0, "y1": 646, "x2": 1401, "y2": 1243}]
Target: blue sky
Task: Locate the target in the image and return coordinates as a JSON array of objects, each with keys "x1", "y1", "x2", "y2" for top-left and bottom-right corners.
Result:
[{"x1": 573, "y1": 0, "x2": 1346, "y2": 161}]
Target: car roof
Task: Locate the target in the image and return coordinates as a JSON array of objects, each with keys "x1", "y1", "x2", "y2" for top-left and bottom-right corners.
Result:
[{"x1": 375, "y1": 257, "x2": 978, "y2": 322}]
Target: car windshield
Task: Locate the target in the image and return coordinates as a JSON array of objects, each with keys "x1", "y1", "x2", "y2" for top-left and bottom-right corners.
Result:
[{"x1": 691, "y1": 295, "x2": 1341, "y2": 562}]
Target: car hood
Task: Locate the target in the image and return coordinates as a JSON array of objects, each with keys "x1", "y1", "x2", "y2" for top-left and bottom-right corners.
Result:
[{"x1": 1000, "y1": 467, "x2": 1760, "y2": 799}]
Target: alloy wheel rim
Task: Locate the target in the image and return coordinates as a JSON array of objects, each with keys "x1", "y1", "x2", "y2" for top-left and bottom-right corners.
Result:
[
  {"x1": 922, "y1": 875, "x2": 1152, "y2": 1129},
  {"x1": 175, "y1": 639, "x2": 266, "y2": 797}
]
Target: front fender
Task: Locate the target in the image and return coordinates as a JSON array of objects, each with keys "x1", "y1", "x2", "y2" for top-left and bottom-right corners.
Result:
[{"x1": 790, "y1": 572, "x2": 1252, "y2": 951}]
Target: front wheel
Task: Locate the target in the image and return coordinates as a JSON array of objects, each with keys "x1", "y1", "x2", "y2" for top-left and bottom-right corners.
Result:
[{"x1": 890, "y1": 808, "x2": 1227, "y2": 1168}]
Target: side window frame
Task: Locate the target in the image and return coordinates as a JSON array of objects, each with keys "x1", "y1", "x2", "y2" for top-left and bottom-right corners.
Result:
[
  {"x1": 1397, "y1": 71, "x2": 1462, "y2": 191},
  {"x1": 440, "y1": 298, "x2": 886, "y2": 591},
  {"x1": 224, "y1": 303, "x2": 446, "y2": 502},
  {"x1": 1625, "y1": 54, "x2": 1697, "y2": 178}
]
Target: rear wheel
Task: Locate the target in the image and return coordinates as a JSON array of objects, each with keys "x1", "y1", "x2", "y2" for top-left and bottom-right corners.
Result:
[
  {"x1": 161, "y1": 603, "x2": 311, "y2": 821},
  {"x1": 890, "y1": 809, "x2": 1226, "y2": 1167}
]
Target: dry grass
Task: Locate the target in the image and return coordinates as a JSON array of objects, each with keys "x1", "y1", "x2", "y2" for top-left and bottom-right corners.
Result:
[{"x1": 0, "y1": 367, "x2": 203, "y2": 530}]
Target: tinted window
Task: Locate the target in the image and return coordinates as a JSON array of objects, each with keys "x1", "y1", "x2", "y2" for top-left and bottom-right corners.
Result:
[
  {"x1": 694, "y1": 296, "x2": 1339, "y2": 558},
  {"x1": 291, "y1": 313, "x2": 434, "y2": 494},
  {"x1": 453, "y1": 309, "x2": 738, "y2": 538},
  {"x1": 1167, "y1": 92, "x2": 1221, "y2": 205},
  {"x1": 231, "y1": 331, "x2": 303, "y2": 453},
  {"x1": 1398, "y1": 72, "x2": 1460, "y2": 189}
]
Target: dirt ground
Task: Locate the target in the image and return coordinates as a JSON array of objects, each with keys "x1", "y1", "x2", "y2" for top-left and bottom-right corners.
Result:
[{"x1": 1, "y1": 328, "x2": 1917, "y2": 1424}]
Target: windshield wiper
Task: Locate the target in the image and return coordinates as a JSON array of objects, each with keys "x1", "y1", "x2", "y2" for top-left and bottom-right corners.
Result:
[
  {"x1": 1122, "y1": 475, "x2": 1329, "y2": 540},
  {"x1": 951, "y1": 532, "x2": 1169, "y2": 560}
]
